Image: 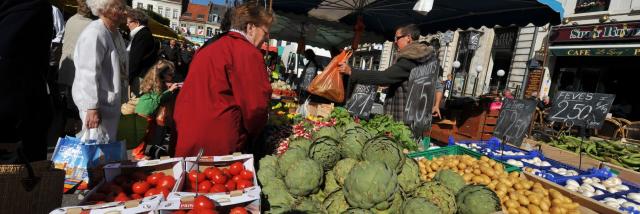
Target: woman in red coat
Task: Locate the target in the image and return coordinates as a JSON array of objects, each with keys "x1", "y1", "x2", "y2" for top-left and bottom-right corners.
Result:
[{"x1": 173, "y1": 4, "x2": 273, "y2": 156}]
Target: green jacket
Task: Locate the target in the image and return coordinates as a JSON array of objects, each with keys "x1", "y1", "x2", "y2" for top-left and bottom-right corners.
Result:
[{"x1": 135, "y1": 90, "x2": 172, "y2": 116}]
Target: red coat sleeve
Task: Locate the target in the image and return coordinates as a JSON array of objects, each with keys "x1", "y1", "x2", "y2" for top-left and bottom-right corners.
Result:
[{"x1": 228, "y1": 46, "x2": 272, "y2": 138}]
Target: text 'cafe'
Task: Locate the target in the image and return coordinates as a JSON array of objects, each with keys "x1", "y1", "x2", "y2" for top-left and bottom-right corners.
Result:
[{"x1": 547, "y1": 21, "x2": 640, "y2": 120}]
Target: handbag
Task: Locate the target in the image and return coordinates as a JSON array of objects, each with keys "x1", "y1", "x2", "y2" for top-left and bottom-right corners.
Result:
[{"x1": 0, "y1": 143, "x2": 64, "y2": 213}]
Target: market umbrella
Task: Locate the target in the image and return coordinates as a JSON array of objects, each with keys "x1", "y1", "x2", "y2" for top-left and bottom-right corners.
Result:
[{"x1": 273, "y1": 0, "x2": 564, "y2": 40}]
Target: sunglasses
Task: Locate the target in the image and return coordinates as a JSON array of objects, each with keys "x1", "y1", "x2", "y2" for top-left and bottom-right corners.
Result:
[{"x1": 395, "y1": 34, "x2": 408, "y2": 42}]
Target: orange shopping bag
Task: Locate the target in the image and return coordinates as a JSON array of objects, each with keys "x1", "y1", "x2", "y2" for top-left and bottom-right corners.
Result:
[{"x1": 307, "y1": 50, "x2": 352, "y2": 102}]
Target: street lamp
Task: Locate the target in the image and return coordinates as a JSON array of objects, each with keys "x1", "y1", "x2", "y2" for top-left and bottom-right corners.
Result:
[
  {"x1": 473, "y1": 65, "x2": 483, "y2": 96},
  {"x1": 497, "y1": 69, "x2": 505, "y2": 92},
  {"x1": 451, "y1": 61, "x2": 461, "y2": 96}
]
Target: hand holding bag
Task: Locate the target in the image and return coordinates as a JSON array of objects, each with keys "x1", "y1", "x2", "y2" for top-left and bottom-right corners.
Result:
[{"x1": 307, "y1": 50, "x2": 351, "y2": 102}]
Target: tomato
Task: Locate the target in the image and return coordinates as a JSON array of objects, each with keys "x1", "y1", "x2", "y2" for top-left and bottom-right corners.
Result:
[
  {"x1": 188, "y1": 170, "x2": 206, "y2": 183},
  {"x1": 228, "y1": 162, "x2": 244, "y2": 176},
  {"x1": 158, "y1": 176, "x2": 176, "y2": 189},
  {"x1": 193, "y1": 195, "x2": 215, "y2": 210},
  {"x1": 231, "y1": 175, "x2": 242, "y2": 183},
  {"x1": 146, "y1": 172, "x2": 165, "y2": 186},
  {"x1": 130, "y1": 193, "x2": 142, "y2": 199},
  {"x1": 192, "y1": 209, "x2": 218, "y2": 214},
  {"x1": 172, "y1": 211, "x2": 187, "y2": 214},
  {"x1": 132, "y1": 181, "x2": 150, "y2": 194},
  {"x1": 236, "y1": 179, "x2": 253, "y2": 189},
  {"x1": 157, "y1": 187, "x2": 171, "y2": 198},
  {"x1": 209, "y1": 184, "x2": 227, "y2": 193},
  {"x1": 230, "y1": 206, "x2": 248, "y2": 214},
  {"x1": 197, "y1": 181, "x2": 213, "y2": 193},
  {"x1": 144, "y1": 188, "x2": 159, "y2": 197},
  {"x1": 131, "y1": 171, "x2": 148, "y2": 181},
  {"x1": 239, "y1": 170, "x2": 253, "y2": 180},
  {"x1": 222, "y1": 168, "x2": 231, "y2": 177},
  {"x1": 210, "y1": 173, "x2": 227, "y2": 185},
  {"x1": 114, "y1": 192, "x2": 130, "y2": 202},
  {"x1": 225, "y1": 180, "x2": 236, "y2": 191},
  {"x1": 204, "y1": 167, "x2": 222, "y2": 180}
]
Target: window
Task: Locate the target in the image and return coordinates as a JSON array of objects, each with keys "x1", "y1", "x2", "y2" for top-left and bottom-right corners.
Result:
[
  {"x1": 197, "y1": 14, "x2": 205, "y2": 20},
  {"x1": 158, "y1": 6, "x2": 163, "y2": 15},
  {"x1": 165, "y1": 8, "x2": 170, "y2": 18},
  {"x1": 181, "y1": 24, "x2": 186, "y2": 27},
  {"x1": 173, "y1": 9, "x2": 179, "y2": 19},
  {"x1": 171, "y1": 23, "x2": 177, "y2": 30},
  {"x1": 206, "y1": 27, "x2": 213, "y2": 37},
  {"x1": 147, "y1": 4, "x2": 153, "y2": 11},
  {"x1": 183, "y1": 12, "x2": 192, "y2": 17},
  {"x1": 137, "y1": 3, "x2": 143, "y2": 9},
  {"x1": 575, "y1": 0, "x2": 610, "y2": 13}
]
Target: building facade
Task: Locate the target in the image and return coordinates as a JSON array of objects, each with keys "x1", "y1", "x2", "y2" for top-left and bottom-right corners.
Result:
[
  {"x1": 133, "y1": 0, "x2": 182, "y2": 31},
  {"x1": 179, "y1": 3, "x2": 227, "y2": 45}
]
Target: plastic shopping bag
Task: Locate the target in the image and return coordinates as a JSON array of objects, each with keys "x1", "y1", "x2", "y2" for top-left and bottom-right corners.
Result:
[{"x1": 307, "y1": 50, "x2": 351, "y2": 102}]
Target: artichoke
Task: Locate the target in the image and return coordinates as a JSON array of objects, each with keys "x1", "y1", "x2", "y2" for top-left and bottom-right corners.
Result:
[
  {"x1": 340, "y1": 130, "x2": 367, "y2": 160},
  {"x1": 433, "y1": 169, "x2": 465, "y2": 194},
  {"x1": 289, "y1": 138, "x2": 312, "y2": 153},
  {"x1": 370, "y1": 191, "x2": 404, "y2": 214},
  {"x1": 362, "y1": 136, "x2": 405, "y2": 173},
  {"x1": 333, "y1": 158, "x2": 359, "y2": 187},
  {"x1": 342, "y1": 209, "x2": 374, "y2": 214},
  {"x1": 343, "y1": 161, "x2": 398, "y2": 209},
  {"x1": 324, "y1": 170, "x2": 341, "y2": 194},
  {"x1": 311, "y1": 189, "x2": 329, "y2": 203},
  {"x1": 397, "y1": 159, "x2": 420, "y2": 193},
  {"x1": 309, "y1": 137, "x2": 342, "y2": 171},
  {"x1": 262, "y1": 178, "x2": 295, "y2": 209},
  {"x1": 258, "y1": 155, "x2": 280, "y2": 186},
  {"x1": 314, "y1": 126, "x2": 340, "y2": 140},
  {"x1": 323, "y1": 190, "x2": 351, "y2": 214},
  {"x1": 456, "y1": 185, "x2": 502, "y2": 214},
  {"x1": 292, "y1": 198, "x2": 327, "y2": 214},
  {"x1": 284, "y1": 158, "x2": 324, "y2": 196},
  {"x1": 412, "y1": 181, "x2": 457, "y2": 214},
  {"x1": 401, "y1": 197, "x2": 442, "y2": 214},
  {"x1": 278, "y1": 148, "x2": 308, "y2": 176}
]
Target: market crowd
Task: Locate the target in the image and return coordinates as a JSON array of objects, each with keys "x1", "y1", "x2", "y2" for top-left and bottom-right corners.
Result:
[{"x1": 2, "y1": 0, "x2": 451, "y2": 162}]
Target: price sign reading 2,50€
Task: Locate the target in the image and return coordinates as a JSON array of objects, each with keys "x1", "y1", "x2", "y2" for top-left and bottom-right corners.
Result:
[
  {"x1": 346, "y1": 84, "x2": 377, "y2": 118},
  {"x1": 548, "y1": 91, "x2": 615, "y2": 129},
  {"x1": 493, "y1": 99, "x2": 537, "y2": 147}
]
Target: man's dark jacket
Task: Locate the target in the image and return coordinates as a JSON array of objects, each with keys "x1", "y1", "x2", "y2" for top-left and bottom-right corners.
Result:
[{"x1": 129, "y1": 26, "x2": 157, "y2": 82}]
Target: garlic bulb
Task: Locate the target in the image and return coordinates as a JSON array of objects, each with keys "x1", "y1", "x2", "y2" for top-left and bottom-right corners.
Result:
[
  {"x1": 580, "y1": 183, "x2": 595, "y2": 193},
  {"x1": 581, "y1": 191, "x2": 594, "y2": 197},
  {"x1": 595, "y1": 190, "x2": 605, "y2": 196},
  {"x1": 566, "y1": 180, "x2": 580, "y2": 188},
  {"x1": 628, "y1": 193, "x2": 640, "y2": 202},
  {"x1": 592, "y1": 183, "x2": 606, "y2": 190}
]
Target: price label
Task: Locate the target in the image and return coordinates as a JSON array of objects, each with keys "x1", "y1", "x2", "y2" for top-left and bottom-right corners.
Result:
[
  {"x1": 404, "y1": 62, "x2": 438, "y2": 138},
  {"x1": 548, "y1": 91, "x2": 615, "y2": 128},
  {"x1": 346, "y1": 84, "x2": 377, "y2": 118},
  {"x1": 493, "y1": 99, "x2": 537, "y2": 147}
]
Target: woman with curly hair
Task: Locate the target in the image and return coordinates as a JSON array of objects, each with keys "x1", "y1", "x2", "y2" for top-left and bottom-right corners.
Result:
[{"x1": 132, "y1": 59, "x2": 179, "y2": 159}]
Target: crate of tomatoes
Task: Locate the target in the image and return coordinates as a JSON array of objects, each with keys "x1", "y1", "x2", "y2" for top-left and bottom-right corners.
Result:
[
  {"x1": 51, "y1": 158, "x2": 185, "y2": 214},
  {"x1": 157, "y1": 194, "x2": 258, "y2": 214},
  {"x1": 167, "y1": 154, "x2": 260, "y2": 208}
]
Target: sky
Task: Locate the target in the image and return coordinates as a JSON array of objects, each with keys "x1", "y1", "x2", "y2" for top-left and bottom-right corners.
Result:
[{"x1": 191, "y1": 0, "x2": 227, "y2": 5}]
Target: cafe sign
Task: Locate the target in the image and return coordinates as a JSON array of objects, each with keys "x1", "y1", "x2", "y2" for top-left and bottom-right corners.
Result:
[
  {"x1": 550, "y1": 46, "x2": 640, "y2": 57},
  {"x1": 550, "y1": 22, "x2": 640, "y2": 43}
]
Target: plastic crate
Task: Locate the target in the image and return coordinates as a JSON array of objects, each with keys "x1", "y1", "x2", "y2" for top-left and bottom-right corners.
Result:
[
  {"x1": 591, "y1": 189, "x2": 640, "y2": 214},
  {"x1": 407, "y1": 145, "x2": 521, "y2": 173},
  {"x1": 545, "y1": 168, "x2": 614, "y2": 184}
]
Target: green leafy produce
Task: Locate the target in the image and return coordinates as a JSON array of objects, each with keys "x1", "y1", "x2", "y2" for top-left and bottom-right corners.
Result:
[
  {"x1": 289, "y1": 137, "x2": 313, "y2": 153},
  {"x1": 401, "y1": 197, "x2": 442, "y2": 214},
  {"x1": 362, "y1": 136, "x2": 405, "y2": 173},
  {"x1": 397, "y1": 159, "x2": 421, "y2": 193},
  {"x1": 311, "y1": 189, "x2": 329, "y2": 203},
  {"x1": 333, "y1": 158, "x2": 359, "y2": 187},
  {"x1": 262, "y1": 178, "x2": 295, "y2": 209},
  {"x1": 412, "y1": 181, "x2": 457, "y2": 214},
  {"x1": 324, "y1": 170, "x2": 341, "y2": 194},
  {"x1": 323, "y1": 190, "x2": 351, "y2": 214},
  {"x1": 361, "y1": 115, "x2": 417, "y2": 151},
  {"x1": 549, "y1": 135, "x2": 640, "y2": 171},
  {"x1": 292, "y1": 198, "x2": 327, "y2": 214},
  {"x1": 278, "y1": 147, "x2": 307, "y2": 176},
  {"x1": 455, "y1": 185, "x2": 501, "y2": 214},
  {"x1": 314, "y1": 126, "x2": 340, "y2": 140},
  {"x1": 343, "y1": 161, "x2": 398, "y2": 209},
  {"x1": 341, "y1": 209, "x2": 374, "y2": 214},
  {"x1": 284, "y1": 158, "x2": 324, "y2": 196},
  {"x1": 309, "y1": 137, "x2": 342, "y2": 171},
  {"x1": 433, "y1": 169, "x2": 465, "y2": 194},
  {"x1": 258, "y1": 157, "x2": 281, "y2": 186}
]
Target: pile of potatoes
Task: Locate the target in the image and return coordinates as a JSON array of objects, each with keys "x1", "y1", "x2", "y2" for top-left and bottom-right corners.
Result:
[{"x1": 418, "y1": 155, "x2": 581, "y2": 214}]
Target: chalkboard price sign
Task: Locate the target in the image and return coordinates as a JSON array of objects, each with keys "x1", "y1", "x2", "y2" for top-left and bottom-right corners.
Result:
[
  {"x1": 493, "y1": 99, "x2": 537, "y2": 147},
  {"x1": 404, "y1": 62, "x2": 438, "y2": 138},
  {"x1": 548, "y1": 91, "x2": 615, "y2": 129},
  {"x1": 346, "y1": 84, "x2": 377, "y2": 118}
]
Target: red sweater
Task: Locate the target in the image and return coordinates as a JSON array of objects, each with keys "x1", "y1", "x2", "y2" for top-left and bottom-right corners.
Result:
[{"x1": 173, "y1": 32, "x2": 272, "y2": 156}]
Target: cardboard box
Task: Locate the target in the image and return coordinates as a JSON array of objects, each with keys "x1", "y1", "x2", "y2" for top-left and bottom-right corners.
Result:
[
  {"x1": 523, "y1": 172, "x2": 619, "y2": 214},
  {"x1": 51, "y1": 158, "x2": 185, "y2": 214},
  {"x1": 169, "y1": 154, "x2": 261, "y2": 208},
  {"x1": 307, "y1": 102, "x2": 334, "y2": 118},
  {"x1": 601, "y1": 162, "x2": 640, "y2": 185},
  {"x1": 157, "y1": 196, "x2": 260, "y2": 214}
]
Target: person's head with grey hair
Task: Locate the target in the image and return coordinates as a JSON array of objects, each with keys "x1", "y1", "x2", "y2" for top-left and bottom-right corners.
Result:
[
  {"x1": 87, "y1": 0, "x2": 126, "y2": 28},
  {"x1": 126, "y1": 8, "x2": 148, "y2": 31}
]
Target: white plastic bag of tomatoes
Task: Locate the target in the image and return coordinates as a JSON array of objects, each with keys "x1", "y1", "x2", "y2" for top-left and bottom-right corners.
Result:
[
  {"x1": 167, "y1": 153, "x2": 260, "y2": 208},
  {"x1": 157, "y1": 194, "x2": 258, "y2": 214},
  {"x1": 50, "y1": 158, "x2": 185, "y2": 214}
]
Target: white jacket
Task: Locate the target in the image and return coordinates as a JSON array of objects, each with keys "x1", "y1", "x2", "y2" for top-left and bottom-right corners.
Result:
[{"x1": 72, "y1": 19, "x2": 128, "y2": 113}]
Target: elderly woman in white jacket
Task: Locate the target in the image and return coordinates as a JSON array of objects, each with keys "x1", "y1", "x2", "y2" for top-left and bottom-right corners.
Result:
[{"x1": 72, "y1": 0, "x2": 128, "y2": 140}]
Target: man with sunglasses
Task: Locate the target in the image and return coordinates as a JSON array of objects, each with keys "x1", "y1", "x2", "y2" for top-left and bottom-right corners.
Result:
[{"x1": 339, "y1": 24, "x2": 443, "y2": 122}]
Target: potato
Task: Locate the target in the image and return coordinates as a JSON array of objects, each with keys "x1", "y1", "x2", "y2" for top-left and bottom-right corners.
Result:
[
  {"x1": 518, "y1": 194, "x2": 530, "y2": 206},
  {"x1": 472, "y1": 176, "x2": 484, "y2": 184},
  {"x1": 480, "y1": 156, "x2": 490, "y2": 162},
  {"x1": 473, "y1": 169, "x2": 482, "y2": 175},
  {"x1": 510, "y1": 171, "x2": 520, "y2": 179},
  {"x1": 514, "y1": 183, "x2": 524, "y2": 190},
  {"x1": 539, "y1": 200, "x2": 550, "y2": 211},
  {"x1": 559, "y1": 202, "x2": 578, "y2": 210},
  {"x1": 528, "y1": 205, "x2": 543, "y2": 214},
  {"x1": 496, "y1": 183, "x2": 508, "y2": 193},
  {"x1": 508, "y1": 208, "x2": 520, "y2": 214},
  {"x1": 549, "y1": 207, "x2": 562, "y2": 214},
  {"x1": 518, "y1": 206, "x2": 531, "y2": 214},
  {"x1": 493, "y1": 163, "x2": 504, "y2": 171},
  {"x1": 463, "y1": 174, "x2": 474, "y2": 182},
  {"x1": 506, "y1": 199, "x2": 520, "y2": 209},
  {"x1": 528, "y1": 194, "x2": 541, "y2": 206},
  {"x1": 458, "y1": 162, "x2": 467, "y2": 170}
]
